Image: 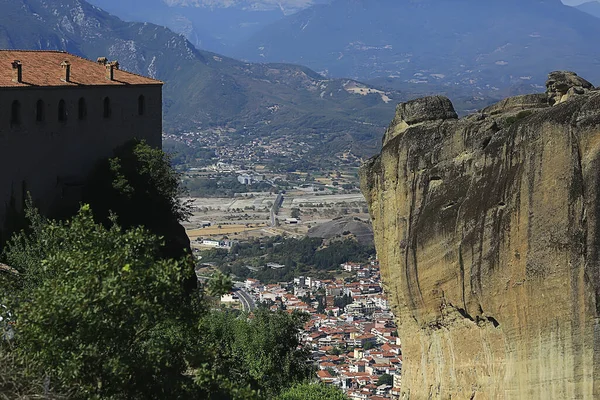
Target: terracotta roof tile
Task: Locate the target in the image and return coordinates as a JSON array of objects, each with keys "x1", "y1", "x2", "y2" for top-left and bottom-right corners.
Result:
[
  {"x1": 0, "y1": 50, "x2": 162, "y2": 87},
  {"x1": 317, "y1": 370, "x2": 333, "y2": 378}
]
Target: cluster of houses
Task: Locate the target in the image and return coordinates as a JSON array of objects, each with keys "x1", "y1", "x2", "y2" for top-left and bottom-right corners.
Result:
[{"x1": 241, "y1": 261, "x2": 402, "y2": 399}]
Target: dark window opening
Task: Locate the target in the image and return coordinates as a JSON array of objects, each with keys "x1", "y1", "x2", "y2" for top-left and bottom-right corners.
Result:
[
  {"x1": 138, "y1": 95, "x2": 145, "y2": 116},
  {"x1": 103, "y1": 97, "x2": 111, "y2": 118},
  {"x1": 78, "y1": 98, "x2": 87, "y2": 120},
  {"x1": 36, "y1": 99, "x2": 44, "y2": 122},
  {"x1": 11, "y1": 100, "x2": 21, "y2": 126},
  {"x1": 58, "y1": 99, "x2": 67, "y2": 122}
]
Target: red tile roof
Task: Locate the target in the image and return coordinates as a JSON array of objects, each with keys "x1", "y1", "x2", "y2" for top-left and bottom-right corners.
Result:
[
  {"x1": 0, "y1": 50, "x2": 162, "y2": 87},
  {"x1": 317, "y1": 370, "x2": 333, "y2": 379}
]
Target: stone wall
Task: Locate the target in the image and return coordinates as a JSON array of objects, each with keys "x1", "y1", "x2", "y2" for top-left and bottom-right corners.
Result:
[
  {"x1": 0, "y1": 84, "x2": 161, "y2": 238},
  {"x1": 360, "y1": 72, "x2": 600, "y2": 399}
]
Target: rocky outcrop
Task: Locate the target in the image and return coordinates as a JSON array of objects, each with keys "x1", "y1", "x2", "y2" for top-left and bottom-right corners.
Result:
[
  {"x1": 383, "y1": 96, "x2": 458, "y2": 146},
  {"x1": 547, "y1": 71, "x2": 594, "y2": 105},
  {"x1": 360, "y1": 72, "x2": 600, "y2": 399}
]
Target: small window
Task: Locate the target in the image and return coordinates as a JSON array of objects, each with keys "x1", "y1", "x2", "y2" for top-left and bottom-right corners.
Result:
[
  {"x1": 58, "y1": 99, "x2": 67, "y2": 122},
  {"x1": 78, "y1": 98, "x2": 87, "y2": 120},
  {"x1": 103, "y1": 97, "x2": 111, "y2": 118},
  {"x1": 36, "y1": 99, "x2": 44, "y2": 122},
  {"x1": 10, "y1": 100, "x2": 21, "y2": 126},
  {"x1": 138, "y1": 95, "x2": 145, "y2": 116}
]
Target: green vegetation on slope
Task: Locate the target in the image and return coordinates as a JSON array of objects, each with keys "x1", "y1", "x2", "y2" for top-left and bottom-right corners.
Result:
[
  {"x1": 278, "y1": 383, "x2": 348, "y2": 400},
  {"x1": 203, "y1": 236, "x2": 375, "y2": 283},
  {"x1": 0, "y1": 146, "x2": 347, "y2": 399},
  {"x1": 0, "y1": 204, "x2": 346, "y2": 399}
]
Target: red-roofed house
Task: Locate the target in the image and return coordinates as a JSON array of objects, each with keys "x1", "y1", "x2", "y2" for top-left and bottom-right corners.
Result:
[{"x1": 316, "y1": 370, "x2": 335, "y2": 383}]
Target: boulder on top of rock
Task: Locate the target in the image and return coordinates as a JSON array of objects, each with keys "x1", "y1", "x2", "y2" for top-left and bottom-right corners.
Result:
[
  {"x1": 383, "y1": 95, "x2": 458, "y2": 146},
  {"x1": 546, "y1": 71, "x2": 594, "y2": 105},
  {"x1": 397, "y1": 95, "x2": 458, "y2": 125}
]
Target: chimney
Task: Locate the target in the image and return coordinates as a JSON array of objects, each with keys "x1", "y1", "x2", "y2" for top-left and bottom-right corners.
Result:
[
  {"x1": 105, "y1": 61, "x2": 119, "y2": 81},
  {"x1": 61, "y1": 60, "x2": 71, "y2": 82},
  {"x1": 97, "y1": 57, "x2": 107, "y2": 65},
  {"x1": 11, "y1": 60, "x2": 22, "y2": 83}
]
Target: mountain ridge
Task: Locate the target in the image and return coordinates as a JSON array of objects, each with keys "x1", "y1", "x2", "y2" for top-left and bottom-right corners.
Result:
[
  {"x1": 576, "y1": 1, "x2": 600, "y2": 18},
  {"x1": 234, "y1": 0, "x2": 600, "y2": 91},
  {"x1": 0, "y1": 0, "x2": 399, "y2": 158},
  {"x1": 86, "y1": 0, "x2": 332, "y2": 51}
]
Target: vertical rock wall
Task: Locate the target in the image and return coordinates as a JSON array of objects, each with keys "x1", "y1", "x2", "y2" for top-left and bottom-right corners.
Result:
[{"x1": 360, "y1": 72, "x2": 600, "y2": 399}]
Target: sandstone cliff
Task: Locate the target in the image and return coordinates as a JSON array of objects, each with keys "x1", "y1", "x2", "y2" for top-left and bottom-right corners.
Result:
[{"x1": 360, "y1": 71, "x2": 600, "y2": 399}]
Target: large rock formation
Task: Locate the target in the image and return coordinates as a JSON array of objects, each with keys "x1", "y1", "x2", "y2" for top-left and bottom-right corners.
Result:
[{"x1": 360, "y1": 72, "x2": 600, "y2": 399}]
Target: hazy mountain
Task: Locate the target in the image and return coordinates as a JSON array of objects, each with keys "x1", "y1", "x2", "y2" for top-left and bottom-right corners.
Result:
[
  {"x1": 163, "y1": 1, "x2": 327, "y2": 13},
  {"x1": 234, "y1": 0, "x2": 600, "y2": 90},
  {"x1": 0, "y1": 0, "x2": 398, "y2": 157},
  {"x1": 86, "y1": 0, "x2": 331, "y2": 52},
  {"x1": 576, "y1": 1, "x2": 600, "y2": 17}
]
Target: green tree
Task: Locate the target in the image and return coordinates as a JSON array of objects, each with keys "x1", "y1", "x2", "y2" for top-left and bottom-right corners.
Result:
[
  {"x1": 278, "y1": 383, "x2": 347, "y2": 400},
  {"x1": 83, "y1": 140, "x2": 192, "y2": 260},
  {"x1": 316, "y1": 296, "x2": 326, "y2": 314},
  {"x1": 82, "y1": 140, "x2": 197, "y2": 296},
  {"x1": 5, "y1": 205, "x2": 198, "y2": 399},
  {"x1": 1, "y1": 202, "x2": 319, "y2": 399},
  {"x1": 377, "y1": 374, "x2": 394, "y2": 386},
  {"x1": 206, "y1": 270, "x2": 233, "y2": 298},
  {"x1": 1, "y1": 204, "x2": 263, "y2": 399},
  {"x1": 363, "y1": 341, "x2": 375, "y2": 350},
  {"x1": 200, "y1": 309, "x2": 313, "y2": 397},
  {"x1": 329, "y1": 347, "x2": 343, "y2": 356}
]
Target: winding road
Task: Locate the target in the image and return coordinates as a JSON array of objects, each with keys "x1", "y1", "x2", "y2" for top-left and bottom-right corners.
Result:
[{"x1": 234, "y1": 287, "x2": 257, "y2": 311}]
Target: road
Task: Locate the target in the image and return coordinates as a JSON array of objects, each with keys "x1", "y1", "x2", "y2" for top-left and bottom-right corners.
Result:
[{"x1": 234, "y1": 287, "x2": 257, "y2": 312}]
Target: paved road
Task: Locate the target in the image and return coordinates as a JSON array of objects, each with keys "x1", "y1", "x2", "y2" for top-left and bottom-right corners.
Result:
[{"x1": 235, "y1": 288, "x2": 257, "y2": 312}]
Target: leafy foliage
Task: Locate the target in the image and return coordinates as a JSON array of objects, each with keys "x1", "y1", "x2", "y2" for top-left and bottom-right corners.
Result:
[
  {"x1": 83, "y1": 141, "x2": 196, "y2": 297},
  {"x1": 204, "y1": 236, "x2": 375, "y2": 284},
  {"x1": 199, "y1": 309, "x2": 313, "y2": 397},
  {"x1": 0, "y1": 344, "x2": 67, "y2": 400},
  {"x1": 206, "y1": 270, "x2": 233, "y2": 298},
  {"x1": 278, "y1": 383, "x2": 347, "y2": 400},
  {"x1": 84, "y1": 140, "x2": 190, "y2": 228},
  {"x1": 4, "y1": 206, "x2": 197, "y2": 399},
  {"x1": 377, "y1": 374, "x2": 394, "y2": 386},
  {"x1": 0, "y1": 203, "x2": 320, "y2": 399},
  {"x1": 333, "y1": 294, "x2": 353, "y2": 309}
]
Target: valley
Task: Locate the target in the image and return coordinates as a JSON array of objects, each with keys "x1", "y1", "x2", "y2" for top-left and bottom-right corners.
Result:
[{"x1": 2, "y1": 0, "x2": 600, "y2": 398}]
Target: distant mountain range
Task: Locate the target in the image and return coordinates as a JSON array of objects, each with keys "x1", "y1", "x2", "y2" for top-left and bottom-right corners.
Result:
[
  {"x1": 86, "y1": 0, "x2": 331, "y2": 52},
  {"x1": 232, "y1": 0, "x2": 600, "y2": 91},
  {"x1": 577, "y1": 1, "x2": 600, "y2": 18},
  {"x1": 0, "y1": 0, "x2": 398, "y2": 157}
]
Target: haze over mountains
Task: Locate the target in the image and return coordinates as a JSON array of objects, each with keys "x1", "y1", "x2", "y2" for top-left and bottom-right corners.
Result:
[
  {"x1": 3, "y1": 0, "x2": 599, "y2": 157},
  {"x1": 0, "y1": 0, "x2": 397, "y2": 157},
  {"x1": 234, "y1": 0, "x2": 600, "y2": 91},
  {"x1": 577, "y1": 1, "x2": 600, "y2": 17},
  {"x1": 83, "y1": 0, "x2": 600, "y2": 109},
  {"x1": 87, "y1": 0, "x2": 331, "y2": 52}
]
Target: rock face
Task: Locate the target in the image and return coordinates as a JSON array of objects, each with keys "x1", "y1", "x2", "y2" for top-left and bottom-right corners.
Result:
[{"x1": 360, "y1": 72, "x2": 600, "y2": 399}]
